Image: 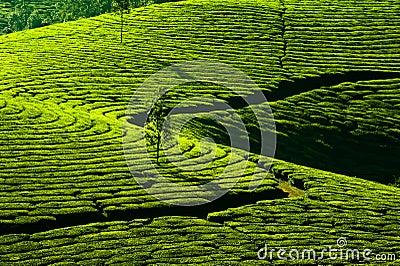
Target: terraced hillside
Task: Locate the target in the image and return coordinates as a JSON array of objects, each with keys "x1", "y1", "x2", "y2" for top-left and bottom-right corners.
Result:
[
  {"x1": 192, "y1": 77, "x2": 400, "y2": 183},
  {"x1": 0, "y1": 0, "x2": 399, "y2": 264},
  {"x1": 1, "y1": 160, "x2": 399, "y2": 265},
  {"x1": 283, "y1": 0, "x2": 400, "y2": 75}
]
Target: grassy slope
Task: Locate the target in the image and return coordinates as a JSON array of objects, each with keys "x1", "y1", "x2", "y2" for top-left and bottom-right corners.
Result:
[
  {"x1": 0, "y1": 0, "x2": 399, "y2": 264},
  {"x1": 0, "y1": 0, "x2": 284, "y2": 228},
  {"x1": 1, "y1": 161, "x2": 399, "y2": 264},
  {"x1": 192, "y1": 77, "x2": 400, "y2": 183}
]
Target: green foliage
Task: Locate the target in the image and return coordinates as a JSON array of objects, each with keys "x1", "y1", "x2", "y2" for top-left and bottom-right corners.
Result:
[
  {"x1": 54, "y1": 0, "x2": 113, "y2": 23},
  {"x1": 392, "y1": 176, "x2": 400, "y2": 188},
  {"x1": 1, "y1": 0, "x2": 171, "y2": 34},
  {"x1": 145, "y1": 99, "x2": 166, "y2": 145},
  {"x1": 113, "y1": 0, "x2": 131, "y2": 12},
  {"x1": 0, "y1": 0, "x2": 398, "y2": 264},
  {"x1": 145, "y1": 98, "x2": 170, "y2": 164},
  {"x1": 26, "y1": 9, "x2": 42, "y2": 29},
  {"x1": 1, "y1": 0, "x2": 113, "y2": 33},
  {"x1": 5, "y1": 1, "x2": 35, "y2": 32}
]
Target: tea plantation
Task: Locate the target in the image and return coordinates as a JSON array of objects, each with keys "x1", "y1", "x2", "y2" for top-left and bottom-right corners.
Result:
[{"x1": 0, "y1": 0, "x2": 399, "y2": 264}]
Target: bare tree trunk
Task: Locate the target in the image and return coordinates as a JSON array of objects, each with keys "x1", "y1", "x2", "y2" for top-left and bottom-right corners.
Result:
[
  {"x1": 120, "y1": 11, "x2": 123, "y2": 43},
  {"x1": 156, "y1": 131, "x2": 160, "y2": 165}
]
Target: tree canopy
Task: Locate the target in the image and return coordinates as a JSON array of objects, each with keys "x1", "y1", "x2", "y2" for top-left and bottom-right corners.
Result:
[{"x1": 1, "y1": 0, "x2": 175, "y2": 35}]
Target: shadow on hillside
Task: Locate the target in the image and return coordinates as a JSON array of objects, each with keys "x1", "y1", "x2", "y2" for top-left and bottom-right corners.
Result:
[
  {"x1": 2, "y1": 187, "x2": 288, "y2": 235},
  {"x1": 185, "y1": 71, "x2": 400, "y2": 184},
  {"x1": 225, "y1": 71, "x2": 400, "y2": 106},
  {"x1": 106, "y1": 187, "x2": 287, "y2": 221},
  {"x1": 274, "y1": 122, "x2": 400, "y2": 184},
  {"x1": 269, "y1": 71, "x2": 400, "y2": 184},
  {"x1": 184, "y1": 116, "x2": 400, "y2": 184},
  {"x1": 268, "y1": 71, "x2": 400, "y2": 101},
  {"x1": 127, "y1": 71, "x2": 400, "y2": 184}
]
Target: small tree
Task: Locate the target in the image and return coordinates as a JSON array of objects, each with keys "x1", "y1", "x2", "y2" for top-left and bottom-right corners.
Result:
[
  {"x1": 394, "y1": 176, "x2": 400, "y2": 188},
  {"x1": 7, "y1": 2, "x2": 33, "y2": 32},
  {"x1": 113, "y1": 0, "x2": 131, "y2": 43},
  {"x1": 145, "y1": 99, "x2": 170, "y2": 165},
  {"x1": 27, "y1": 9, "x2": 42, "y2": 29}
]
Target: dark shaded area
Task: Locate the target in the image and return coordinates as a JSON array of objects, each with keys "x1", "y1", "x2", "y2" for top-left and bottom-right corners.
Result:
[
  {"x1": 217, "y1": 71, "x2": 400, "y2": 107},
  {"x1": 268, "y1": 71, "x2": 400, "y2": 184},
  {"x1": 1, "y1": 187, "x2": 287, "y2": 235},
  {"x1": 107, "y1": 188, "x2": 287, "y2": 221},
  {"x1": 174, "y1": 71, "x2": 400, "y2": 184},
  {"x1": 274, "y1": 123, "x2": 400, "y2": 184},
  {"x1": 128, "y1": 71, "x2": 400, "y2": 184},
  {"x1": 272, "y1": 167, "x2": 305, "y2": 190},
  {"x1": 267, "y1": 71, "x2": 400, "y2": 101}
]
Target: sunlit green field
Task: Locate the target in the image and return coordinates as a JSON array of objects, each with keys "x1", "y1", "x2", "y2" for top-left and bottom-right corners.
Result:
[{"x1": 0, "y1": 0, "x2": 399, "y2": 264}]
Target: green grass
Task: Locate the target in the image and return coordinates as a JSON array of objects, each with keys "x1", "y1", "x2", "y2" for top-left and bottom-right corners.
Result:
[
  {"x1": 0, "y1": 0, "x2": 399, "y2": 264},
  {"x1": 188, "y1": 78, "x2": 400, "y2": 183},
  {"x1": 0, "y1": 160, "x2": 399, "y2": 264},
  {"x1": 0, "y1": 0, "x2": 285, "y2": 228},
  {"x1": 261, "y1": 78, "x2": 400, "y2": 183},
  {"x1": 283, "y1": 0, "x2": 400, "y2": 76},
  {"x1": 208, "y1": 159, "x2": 400, "y2": 264}
]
